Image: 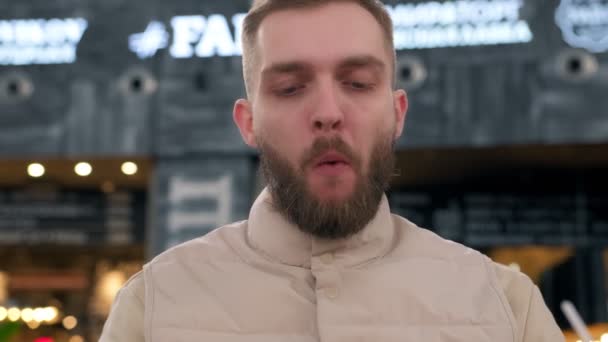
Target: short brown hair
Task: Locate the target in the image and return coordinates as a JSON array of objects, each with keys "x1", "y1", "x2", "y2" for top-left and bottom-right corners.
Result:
[{"x1": 241, "y1": 0, "x2": 395, "y2": 97}]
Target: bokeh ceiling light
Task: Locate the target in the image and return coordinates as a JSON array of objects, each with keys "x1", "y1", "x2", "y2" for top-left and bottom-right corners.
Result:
[
  {"x1": 94, "y1": 270, "x2": 127, "y2": 315},
  {"x1": 62, "y1": 315, "x2": 78, "y2": 330},
  {"x1": 26, "y1": 320, "x2": 40, "y2": 329},
  {"x1": 121, "y1": 161, "x2": 138, "y2": 176},
  {"x1": 33, "y1": 307, "x2": 46, "y2": 322},
  {"x1": 20, "y1": 308, "x2": 34, "y2": 322},
  {"x1": 7, "y1": 307, "x2": 20, "y2": 322},
  {"x1": 27, "y1": 163, "x2": 45, "y2": 178},
  {"x1": 44, "y1": 306, "x2": 59, "y2": 322},
  {"x1": 69, "y1": 335, "x2": 84, "y2": 342},
  {"x1": 74, "y1": 162, "x2": 92, "y2": 177},
  {"x1": 0, "y1": 307, "x2": 7, "y2": 321}
]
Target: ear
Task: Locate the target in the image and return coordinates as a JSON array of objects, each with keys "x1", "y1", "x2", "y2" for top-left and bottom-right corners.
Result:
[
  {"x1": 392, "y1": 89, "x2": 408, "y2": 140},
  {"x1": 233, "y1": 98, "x2": 258, "y2": 148}
]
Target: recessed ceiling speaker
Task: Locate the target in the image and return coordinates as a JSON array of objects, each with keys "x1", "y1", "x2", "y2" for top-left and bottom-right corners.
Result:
[
  {"x1": 555, "y1": 48, "x2": 598, "y2": 82},
  {"x1": 0, "y1": 72, "x2": 34, "y2": 103},
  {"x1": 396, "y1": 55, "x2": 427, "y2": 91},
  {"x1": 118, "y1": 67, "x2": 158, "y2": 96}
]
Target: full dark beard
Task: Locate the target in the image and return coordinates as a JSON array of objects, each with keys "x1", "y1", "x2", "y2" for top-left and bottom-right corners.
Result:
[{"x1": 258, "y1": 135, "x2": 395, "y2": 239}]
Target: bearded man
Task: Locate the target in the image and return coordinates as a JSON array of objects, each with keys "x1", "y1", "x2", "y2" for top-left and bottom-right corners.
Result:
[{"x1": 100, "y1": 1, "x2": 564, "y2": 341}]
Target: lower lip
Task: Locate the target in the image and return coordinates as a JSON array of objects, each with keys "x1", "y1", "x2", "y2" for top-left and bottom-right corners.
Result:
[{"x1": 312, "y1": 162, "x2": 351, "y2": 176}]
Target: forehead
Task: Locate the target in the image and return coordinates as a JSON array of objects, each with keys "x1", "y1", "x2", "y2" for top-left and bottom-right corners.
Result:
[{"x1": 255, "y1": 2, "x2": 389, "y2": 73}]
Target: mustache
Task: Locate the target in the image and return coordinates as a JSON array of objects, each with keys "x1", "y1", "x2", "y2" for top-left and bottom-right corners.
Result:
[{"x1": 300, "y1": 136, "x2": 361, "y2": 171}]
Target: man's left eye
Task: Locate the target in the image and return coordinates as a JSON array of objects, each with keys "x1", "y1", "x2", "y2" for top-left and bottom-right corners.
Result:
[{"x1": 344, "y1": 81, "x2": 371, "y2": 90}]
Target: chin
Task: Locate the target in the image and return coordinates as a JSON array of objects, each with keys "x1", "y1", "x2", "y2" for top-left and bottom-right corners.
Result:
[{"x1": 310, "y1": 184, "x2": 355, "y2": 204}]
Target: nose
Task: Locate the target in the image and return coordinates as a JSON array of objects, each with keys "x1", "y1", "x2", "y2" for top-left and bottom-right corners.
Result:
[{"x1": 310, "y1": 80, "x2": 344, "y2": 133}]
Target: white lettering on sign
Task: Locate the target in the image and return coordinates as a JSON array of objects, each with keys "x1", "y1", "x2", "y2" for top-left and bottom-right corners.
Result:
[
  {"x1": 130, "y1": 14, "x2": 244, "y2": 59},
  {"x1": 130, "y1": 0, "x2": 533, "y2": 60},
  {"x1": 0, "y1": 18, "x2": 88, "y2": 65},
  {"x1": 195, "y1": 14, "x2": 238, "y2": 57},
  {"x1": 555, "y1": 0, "x2": 608, "y2": 53},
  {"x1": 169, "y1": 15, "x2": 206, "y2": 58},
  {"x1": 386, "y1": 0, "x2": 533, "y2": 49},
  {"x1": 128, "y1": 21, "x2": 169, "y2": 59}
]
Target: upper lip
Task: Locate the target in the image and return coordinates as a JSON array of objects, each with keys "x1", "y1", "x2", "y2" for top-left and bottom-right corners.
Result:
[{"x1": 314, "y1": 151, "x2": 350, "y2": 166}]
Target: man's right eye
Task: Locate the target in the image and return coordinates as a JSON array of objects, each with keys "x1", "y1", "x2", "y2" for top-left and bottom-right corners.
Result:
[{"x1": 276, "y1": 85, "x2": 304, "y2": 97}]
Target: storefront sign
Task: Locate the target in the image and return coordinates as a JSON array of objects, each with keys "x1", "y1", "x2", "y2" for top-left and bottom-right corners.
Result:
[
  {"x1": 386, "y1": 0, "x2": 533, "y2": 49},
  {"x1": 0, "y1": 18, "x2": 88, "y2": 65},
  {"x1": 129, "y1": 0, "x2": 534, "y2": 60},
  {"x1": 555, "y1": 0, "x2": 608, "y2": 53}
]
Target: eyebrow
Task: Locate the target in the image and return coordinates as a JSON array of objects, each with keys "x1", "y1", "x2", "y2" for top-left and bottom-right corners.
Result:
[
  {"x1": 261, "y1": 54, "x2": 386, "y2": 78},
  {"x1": 261, "y1": 62, "x2": 311, "y2": 78},
  {"x1": 337, "y1": 55, "x2": 386, "y2": 73}
]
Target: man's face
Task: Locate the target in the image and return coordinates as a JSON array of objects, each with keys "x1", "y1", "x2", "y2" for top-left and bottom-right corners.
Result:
[{"x1": 234, "y1": 2, "x2": 407, "y2": 237}]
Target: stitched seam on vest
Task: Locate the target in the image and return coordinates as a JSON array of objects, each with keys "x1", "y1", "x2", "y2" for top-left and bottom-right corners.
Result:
[
  {"x1": 143, "y1": 264, "x2": 155, "y2": 342},
  {"x1": 151, "y1": 278, "x2": 155, "y2": 342},
  {"x1": 520, "y1": 282, "x2": 535, "y2": 341},
  {"x1": 124, "y1": 275, "x2": 144, "y2": 308},
  {"x1": 349, "y1": 250, "x2": 389, "y2": 269},
  {"x1": 483, "y1": 257, "x2": 517, "y2": 342},
  {"x1": 216, "y1": 223, "x2": 252, "y2": 265}
]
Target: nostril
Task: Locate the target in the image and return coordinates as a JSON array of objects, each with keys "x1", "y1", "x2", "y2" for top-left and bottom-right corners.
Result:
[{"x1": 312, "y1": 113, "x2": 343, "y2": 131}]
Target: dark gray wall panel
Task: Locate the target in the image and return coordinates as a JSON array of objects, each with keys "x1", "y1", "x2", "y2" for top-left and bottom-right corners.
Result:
[
  {"x1": 0, "y1": 0, "x2": 607, "y2": 157},
  {"x1": 0, "y1": 66, "x2": 70, "y2": 155},
  {"x1": 0, "y1": 0, "x2": 159, "y2": 157},
  {"x1": 153, "y1": 0, "x2": 249, "y2": 156},
  {"x1": 69, "y1": 1, "x2": 159, "y2": 156},
  {"x1": 395, "y1": 53, "x2": 446, "y2": 147},
  {"x1": 394, "y1": 0, "x2": 608, "y2": 148},
  {"x1": 532, "y1": 52, "x2": 608, "y2": 144},
  {"x1": 155, "y1": 58, "x2": 248, "y2": 155}
]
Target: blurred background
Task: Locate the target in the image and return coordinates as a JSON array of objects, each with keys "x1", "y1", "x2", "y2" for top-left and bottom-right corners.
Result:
[{"x1": 0, "y1": 0, "x2": 607, "y2": 341}]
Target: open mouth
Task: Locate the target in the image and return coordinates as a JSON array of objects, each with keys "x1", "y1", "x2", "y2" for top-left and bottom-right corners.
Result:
[
  {"x1": 320, "y1": 161, "x2": 346, "y2": 166},
  {"x1": 314, "y1": 151, "x2": 350, "y2": 168}
]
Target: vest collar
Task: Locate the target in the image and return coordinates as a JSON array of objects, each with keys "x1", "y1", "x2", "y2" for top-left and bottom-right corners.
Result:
[{"x1": 247, "y1": 188, "x2": 395, "y2": 268}]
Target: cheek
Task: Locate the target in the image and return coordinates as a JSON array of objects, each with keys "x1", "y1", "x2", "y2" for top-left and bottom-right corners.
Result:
[
  {"x1": 353, "y1": 105, "x2": 395, "y2": 165},
  {"x1": 256, "y1": 114, "x2": 306, "y2": 166},
  {"x1": 352, "y1": 100, "x2": 394, "y2": 138},
  {"x1": 258, "y1": 97, "x2": 312, "y2": 128},
  {"x1": 255, "y1": 99, "x2": 309, "y2": 132}
]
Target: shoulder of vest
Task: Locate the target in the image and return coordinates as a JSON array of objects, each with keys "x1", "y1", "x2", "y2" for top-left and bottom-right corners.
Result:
[
  {"x1": 145, "y1": 220, "x2": 249, "y2": 269},
  {"x1": 391, "y1": 214, "x2": 487, "y2": 263}
]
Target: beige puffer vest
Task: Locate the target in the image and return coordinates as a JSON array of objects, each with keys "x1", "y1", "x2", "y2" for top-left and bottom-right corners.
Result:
[{"x1": 142, "y1": 190, "x2": 521, "y2": 342}]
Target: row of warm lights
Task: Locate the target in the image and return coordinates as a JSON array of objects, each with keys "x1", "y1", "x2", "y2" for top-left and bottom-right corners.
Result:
[
  {"x1": 0, "y1": 306, "x2": 57, "y2": 321},
  {"x1": 23, "y1": 315, "x2": 77, "y2": 331},
  {"x1": 0, "y1": 306, "x2": 58, "y2": 324},
  {"x1": 27, "y1": 161, "x2": 139, "y2": 178},
  {"x1": 0, "y1": 306, "x2": 79, "y2": 331}
]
